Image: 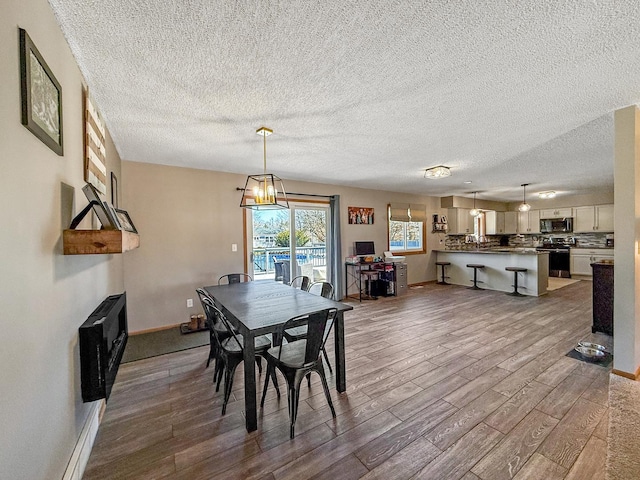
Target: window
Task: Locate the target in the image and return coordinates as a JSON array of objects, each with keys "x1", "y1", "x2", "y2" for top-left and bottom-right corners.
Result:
[{"x1": 388, "y1": 203, "x2": 426, "y2": 253}]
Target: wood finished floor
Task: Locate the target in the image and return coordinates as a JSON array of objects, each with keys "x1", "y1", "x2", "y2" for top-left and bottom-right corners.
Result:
[{"x1": 84, "y1": 280, "x2": 611, "y2": 480}]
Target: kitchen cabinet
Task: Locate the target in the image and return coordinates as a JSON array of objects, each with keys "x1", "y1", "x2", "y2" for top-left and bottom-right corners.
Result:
[
  {"x1": 570, "y1": 248, "x2": 614, "y2": 276},
  {"x1": 517, "y1": 210, "x2": 540, "y2": 234},
  {"x1": 504, "y1": 212, "x2": 518, "y2": 234},
  {"x1": 447, "y1": 208, "x2": 474, "y2": 234},
  {"x1": 540, "y1": 208, "x2": 573, "y2": 219},
  {"x1": 485, "y1": 211, "x2": 505, "y2": 234},
  {"x1": 574, "y1": 205, "x2": 614, "y2": 233}
]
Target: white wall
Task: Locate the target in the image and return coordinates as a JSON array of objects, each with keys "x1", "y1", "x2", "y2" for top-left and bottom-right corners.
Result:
[
  {"x1": 0, "y1": 1, "x2": 124, "y2": 478},
  {"x1": 122, "y1": 161, "x2": 443, "y2": 332},
  {"x1": 613, "y1": 106, "x2": 640, "y2": 374}
]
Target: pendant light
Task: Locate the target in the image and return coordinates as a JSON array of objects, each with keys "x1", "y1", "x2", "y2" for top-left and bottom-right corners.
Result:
[
  {"x1": 240, "y1": 127, "x2": 289, "y2": 210},
  {"x1": 518, "y1": 183, "x2": 531, "y2": 212},
  {"x1": 469, "y1": 191, "x2": 480, "y2": 216}
]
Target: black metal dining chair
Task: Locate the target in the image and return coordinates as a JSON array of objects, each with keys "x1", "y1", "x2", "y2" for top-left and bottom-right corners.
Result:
[
  {"x1": 199, "y1": 292, "x2": 279, "y2": 415},
  {"x1": 196, "y1": 288, "x2": 230, "y2": 376},
  {"x1": 307, "y1": 281, "x2": 334, "y2": 299},
  {"x1": 218, "y1": 273, "x2": 253, "y2": 285},
  {"x1": 284, "y1": 281, "x2": 336, "y2": 373},
  {"x1": 289, "y1": 275, "x2": 310, "y2": 290},
  {"x1": 260, "y1": 308, "x2": 337, "y2": 438}
]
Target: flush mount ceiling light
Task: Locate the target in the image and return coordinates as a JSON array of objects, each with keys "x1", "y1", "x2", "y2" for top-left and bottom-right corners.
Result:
[
  {"x1": 424, "y1": 165, "x2": 451, "y2": 179},
  {"x1": 469, "y1": 191, "x2": 480, "y2": 216},
  {"x1": 518, "y1": 183, "x2": 531, "y2": 212},
  {"x1": 240, "y1": 127, "x2": 289, "y2": 210},
  {"x1": 538, "y1": 191, "x2": 556, "y2": 199}
]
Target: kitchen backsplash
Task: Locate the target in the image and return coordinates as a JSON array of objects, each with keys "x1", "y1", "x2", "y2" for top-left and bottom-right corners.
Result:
[{"x1": 444, "y1": 232, "x2": 611, "y2": 250}]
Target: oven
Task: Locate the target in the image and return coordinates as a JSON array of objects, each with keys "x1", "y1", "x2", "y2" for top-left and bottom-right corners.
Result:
[{"x1": 536, "y1": 244, "x2": 571, "y2": 278}]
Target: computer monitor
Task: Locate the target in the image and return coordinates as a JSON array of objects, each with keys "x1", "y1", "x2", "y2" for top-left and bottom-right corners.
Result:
[{"x1": 354, "y1": 241, "x2": 375, "y2": 256}]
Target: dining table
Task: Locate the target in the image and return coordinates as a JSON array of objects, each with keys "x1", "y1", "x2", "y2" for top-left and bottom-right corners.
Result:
[{"x1": 204, "y1": 281, "x2": 354, "y2": 432}]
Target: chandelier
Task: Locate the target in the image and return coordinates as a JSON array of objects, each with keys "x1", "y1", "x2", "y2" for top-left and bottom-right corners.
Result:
[{"x1": 239, "y1": 127, "x2": 289, "y2": 210}]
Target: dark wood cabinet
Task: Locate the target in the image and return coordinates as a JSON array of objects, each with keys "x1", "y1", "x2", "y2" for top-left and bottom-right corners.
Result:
[{"x1": 591, "y1": 262, "x2": 613, "y2": 335}]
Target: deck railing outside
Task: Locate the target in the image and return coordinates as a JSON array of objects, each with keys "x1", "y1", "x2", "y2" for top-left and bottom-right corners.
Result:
[{"x1": 253, "y1": 246, "x2": 326, "y2": 278}]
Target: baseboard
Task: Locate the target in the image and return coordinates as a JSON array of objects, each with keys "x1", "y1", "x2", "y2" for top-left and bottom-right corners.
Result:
[
  {"x1": 62, "y1": 400, "x2": 104, "y2": 480},
  {"x1": 129, "y1": 322, "x2": 182, "y2": 335},
  {"x1": 612, "y1": 365, "x2": 640, "y2": 380}
]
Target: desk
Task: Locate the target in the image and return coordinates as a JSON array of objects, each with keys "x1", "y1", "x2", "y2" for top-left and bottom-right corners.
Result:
[
  {"x1": 345, "y1": 262, "x2": 397, "y2": 301},
  {"x1": 204, "y1": 281, "x2": 353, "y2": 432}
]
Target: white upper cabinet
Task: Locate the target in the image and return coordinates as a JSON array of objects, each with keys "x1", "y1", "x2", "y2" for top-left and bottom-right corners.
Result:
[
  {"x1": 485, "y1": 211, "x2": 505, "y2": 235},
  {"x1": 517, "y1": 210, "x2": 540, "y2": 234},
  {"x1": 504, "y1": 212, "x2": 518, "y2": 234},
  {"x1": 447, "y1": 208, "x2": 474, "y2": 234},
  {"x1": 540, "y1": 208, "x2": 573, "y2": 219},
  {"x1": 574, "y1": 205, "x2": 614, "y2": 233}
]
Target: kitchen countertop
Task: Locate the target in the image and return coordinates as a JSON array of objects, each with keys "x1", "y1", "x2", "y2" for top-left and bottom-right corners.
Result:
[{"x1": 434, "y1": 248, "x2": 545, "y2": 255}]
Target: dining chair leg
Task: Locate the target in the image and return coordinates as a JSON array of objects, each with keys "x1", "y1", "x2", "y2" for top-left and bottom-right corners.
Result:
[
  {"x1": 255, "y1": 357, "x2": 262, "y2": 374},
  {"x1": 260, "y1": 364, "x2": 273, "y2": 408},
  {"x1": 287, "y1": 381, "x2": 302, "y2": 439},
  {"x1": 321, "y1": 347, "x2": 333, "y2": 373},
  {"x1": 317, "y1": 364, "x2": 336, "y2": 418},
  {"x1": 269, "y1": 364, "x2": 280, "y2": 398},
  {"x1": 222, "y1": 361, "x2": 240, "y2": 415}
]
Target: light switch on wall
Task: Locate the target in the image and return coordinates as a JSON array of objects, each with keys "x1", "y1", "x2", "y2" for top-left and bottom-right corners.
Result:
[
  {"x1": 231, "y1": 244, "x2": 237, "y2": 252},
  {"x1": 186, "y1": 298, "x2": 193, "y2": 308}
]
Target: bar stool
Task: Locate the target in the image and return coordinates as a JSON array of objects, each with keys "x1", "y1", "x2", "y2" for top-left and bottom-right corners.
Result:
[
  {"x1": 436, "y1": 261, "x2": 451, "y2": 285},
  {"x1": 505, "y1": 267, "x2": 527, "y2": 296},
  {"x1": 466, "y1": 264, "x2": 485, "y2": 290}
]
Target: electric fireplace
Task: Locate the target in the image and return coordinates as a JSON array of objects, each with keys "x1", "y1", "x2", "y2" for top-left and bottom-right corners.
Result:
[{"x1": 79, "y1": 292, "x2": 128, "y2": 402}]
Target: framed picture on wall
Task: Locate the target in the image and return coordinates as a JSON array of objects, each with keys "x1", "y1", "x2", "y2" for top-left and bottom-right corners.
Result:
[
  {"x1": 348, "y1": 206, "x2": 374, "y2": 224},
  {"x1": 19, "y1": 28, "x2": 63, "y2": 156}
]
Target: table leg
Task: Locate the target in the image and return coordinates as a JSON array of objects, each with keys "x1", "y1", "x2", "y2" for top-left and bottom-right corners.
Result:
[
  {"x1": 334, "y1": 311, "x2": 346, "y2": 392},
  {"x1": 243, "y1": 334, "x2": 257, "y2": 432}
]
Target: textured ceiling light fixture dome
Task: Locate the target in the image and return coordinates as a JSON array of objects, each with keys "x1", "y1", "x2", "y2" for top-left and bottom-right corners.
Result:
[
  {"x1": 240, "y1": 127, "x2": 289, "y2": 210},
  {"x1": 469, "y1": 191, "x2": 480, "y2": 216},
  {"x1": 518, "y1": 183, "x2": 531, "y2": 212},
  {"x1": 538, "y1": 191, "x2": 556, "y2": 199},
  {"x1": 424, "y1": 165, "x2": 451, "y2": 179}
]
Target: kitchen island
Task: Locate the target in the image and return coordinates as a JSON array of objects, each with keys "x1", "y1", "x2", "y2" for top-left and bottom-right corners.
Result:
[{"x1": 435, "y1": 249, "x2": 549, "y2": 296}]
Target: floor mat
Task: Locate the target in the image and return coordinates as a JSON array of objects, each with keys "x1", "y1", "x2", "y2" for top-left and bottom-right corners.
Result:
[{"x1": 121, "y1": 327, "x2": 208, "y2": 363}]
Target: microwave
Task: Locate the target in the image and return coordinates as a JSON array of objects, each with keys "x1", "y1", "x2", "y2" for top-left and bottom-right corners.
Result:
[{"x1": 540, "y1": 217, "x2": 573, "y2": 233}]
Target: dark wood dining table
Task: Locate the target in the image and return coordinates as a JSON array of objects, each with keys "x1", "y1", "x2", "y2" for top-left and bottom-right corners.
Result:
[{"x1": 204, "y1": 281, "x2": 354, "y2": 432}]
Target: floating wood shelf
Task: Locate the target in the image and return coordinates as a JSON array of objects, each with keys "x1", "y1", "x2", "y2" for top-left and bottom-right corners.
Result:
[{"x1": 63, "y1": 229, "x2": 140, "y2": 255}]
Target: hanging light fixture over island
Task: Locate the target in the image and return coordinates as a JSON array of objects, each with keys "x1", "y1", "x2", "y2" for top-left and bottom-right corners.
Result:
[{"x1": 518, "y1": 183, "x2": 531, "y2": 212}]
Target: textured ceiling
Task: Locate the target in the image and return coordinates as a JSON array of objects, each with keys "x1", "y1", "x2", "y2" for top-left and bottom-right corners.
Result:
[{"x1": 48, "y1": 0, "x2": 640, "y2": 202}]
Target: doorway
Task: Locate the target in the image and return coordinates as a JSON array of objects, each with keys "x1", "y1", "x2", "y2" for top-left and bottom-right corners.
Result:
[{"x1": 246, "y1": 203, "x2": 331, "y2": 285}]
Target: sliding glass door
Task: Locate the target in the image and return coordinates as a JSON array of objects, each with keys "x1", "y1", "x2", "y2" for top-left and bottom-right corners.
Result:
[{"x1": 247, "y1": 203, "x2": 330, "y2": 284}]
